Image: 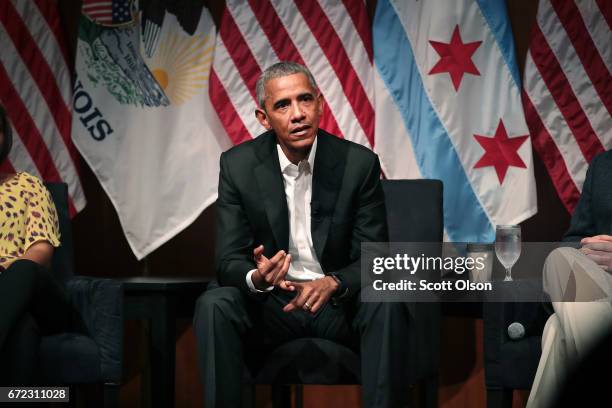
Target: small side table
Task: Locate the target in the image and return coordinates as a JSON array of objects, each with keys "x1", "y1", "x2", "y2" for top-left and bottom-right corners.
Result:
[{"x1": 120, "y1": 276, "x2": 209, "y2": 408}]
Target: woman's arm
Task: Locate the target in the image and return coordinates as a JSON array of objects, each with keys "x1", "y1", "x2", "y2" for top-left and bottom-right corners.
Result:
[
  {"x1": 20, "y1": 241, "x2": 54, "y2": 267},
  {"x1": 19, "y1": 176, "x2": 60, "y2": 268}
]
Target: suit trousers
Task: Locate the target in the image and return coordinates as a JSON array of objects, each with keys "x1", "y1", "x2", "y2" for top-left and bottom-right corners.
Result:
[
  {"x1": 0, "y1": 259, "x2": 72, "y2": 385},
  {"x1": 527, "y1": 248, "x2": 612, "y2": 408},
  {"x1": 193, "y1": 284, "x2": 411, "y2": 408}
]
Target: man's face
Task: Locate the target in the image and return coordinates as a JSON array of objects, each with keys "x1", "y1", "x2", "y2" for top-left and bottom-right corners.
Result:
[{"x1": 255, "y1": 73, "x2": 323, "y2": 159}]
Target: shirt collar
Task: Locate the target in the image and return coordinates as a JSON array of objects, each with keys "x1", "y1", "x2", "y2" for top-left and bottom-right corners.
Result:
[{"x1": 277, "y1": 134, "x2": 317, "y2": 176}]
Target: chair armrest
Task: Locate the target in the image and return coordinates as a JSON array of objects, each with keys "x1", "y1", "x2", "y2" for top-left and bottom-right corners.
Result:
[
  {"x1": 483, "y1": 301, "x2": 549, "y2": 390},
  {"x1": 64, "y1": 276, "x2": 123, "y2": 383}
]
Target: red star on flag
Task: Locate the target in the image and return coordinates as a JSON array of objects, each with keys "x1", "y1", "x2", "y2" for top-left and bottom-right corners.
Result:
[
  {"x1": 429, "y1": 25, "x2": 482, "y2": 91},
  {"x1": 473, "y1": 120, "x2": 529, "y2": 184}
]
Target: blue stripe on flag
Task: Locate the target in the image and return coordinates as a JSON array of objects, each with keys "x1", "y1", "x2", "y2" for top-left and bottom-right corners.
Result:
[
  {"x1": 374, "y1": 0, "x2": 494, "y2": 243},
  {"x1": 475, "y1": 0, "x2": 521, "y2": 88}
]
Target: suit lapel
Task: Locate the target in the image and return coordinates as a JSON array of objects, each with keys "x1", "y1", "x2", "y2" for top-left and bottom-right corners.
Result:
[
  {"x1": 254, "y1": 132, "x2": 289, "y2": 251},
  {"x1": 311, "y1": 131, "x2": 345, "y2": 262}
]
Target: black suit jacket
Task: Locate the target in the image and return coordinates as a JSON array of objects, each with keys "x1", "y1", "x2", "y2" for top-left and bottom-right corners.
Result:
[
  {"x1": 215, "y1": 129, "x2": 388, "y2": 296},
  {"x1": 564, "y1": 150, "x2": 612, "y2": 242}
]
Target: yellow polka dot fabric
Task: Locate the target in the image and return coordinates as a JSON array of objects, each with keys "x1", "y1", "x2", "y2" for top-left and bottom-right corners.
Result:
[{"x1": 0, "y1": 172, "x2": 60, "y2": 270}]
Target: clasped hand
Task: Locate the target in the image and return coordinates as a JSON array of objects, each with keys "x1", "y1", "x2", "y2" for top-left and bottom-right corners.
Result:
[
  {"x1": 251, "y1": 245, "x2": 339, "y2": 313},
  {"x1": 580, "y1": 235, "x2": 612, "y2": 273}
]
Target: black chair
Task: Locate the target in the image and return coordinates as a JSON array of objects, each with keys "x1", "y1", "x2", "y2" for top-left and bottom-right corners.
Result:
[
  {"x1": 245, "y1": 179, "x2": 443, "y2": 407},
  {"x1": 3, "y1": 183, "x2": 123, "y2": 407},
  {"x1": 483, "y1": 300, "x2": 550, "y2": 408}
]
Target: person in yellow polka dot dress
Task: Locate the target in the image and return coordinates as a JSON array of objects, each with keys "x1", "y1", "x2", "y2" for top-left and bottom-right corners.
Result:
[
  {"x1": 0, "y1": 105, "x2": 72, "y2": 385},
  {"x1": 0, "y1": 172, "x2": 61, "y2": 269}
]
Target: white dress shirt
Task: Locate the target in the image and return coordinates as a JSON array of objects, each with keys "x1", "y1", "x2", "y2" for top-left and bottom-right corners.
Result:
[{"x1": 246, "y1": 136, "x2": 324, "y2": 292}]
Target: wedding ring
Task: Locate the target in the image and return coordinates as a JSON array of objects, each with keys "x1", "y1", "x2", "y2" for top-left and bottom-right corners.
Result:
[{"x1": 304, "y1": 303, "x2": 312, "y2": 311}]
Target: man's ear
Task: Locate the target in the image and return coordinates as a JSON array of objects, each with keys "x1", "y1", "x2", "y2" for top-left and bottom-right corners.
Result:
[
  {"x1": 255, "y1": 107, "x2": 271, "y2": 130},
  {"x1": 317, "y1": 92, "x2": 324, "y2": 115}
]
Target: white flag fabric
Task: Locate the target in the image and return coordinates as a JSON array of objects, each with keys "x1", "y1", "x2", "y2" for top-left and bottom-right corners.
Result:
[
  {"x1": 523, "y1": 0, "x2": 611, "y2": 213},
  {"x1": 72, "y1": 4, "x2": 229, "y2": 258},
  {"x1": 373, "y1": 0, "x2": 537, "y2": 242}
]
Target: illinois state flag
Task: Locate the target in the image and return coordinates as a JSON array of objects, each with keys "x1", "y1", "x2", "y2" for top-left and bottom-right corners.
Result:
[
  {"x1": 72, "y1": 2, "x2": 229, "y2": 258},
  {"x1": 374, "y1": 0, "x2": 537, "y2": 242}
]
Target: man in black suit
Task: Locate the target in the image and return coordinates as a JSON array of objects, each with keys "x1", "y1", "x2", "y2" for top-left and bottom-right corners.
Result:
[
  {"x1": 193, "y1": 62, "x2": 411, "y2": 407},
  {"x1": 563, "y1": 149, "x2": 612, "y2": 246}
]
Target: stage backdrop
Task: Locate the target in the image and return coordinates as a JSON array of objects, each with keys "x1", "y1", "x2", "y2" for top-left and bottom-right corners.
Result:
[{"x1": 51, "y1": 0, "x2": 608, "y2": 407}]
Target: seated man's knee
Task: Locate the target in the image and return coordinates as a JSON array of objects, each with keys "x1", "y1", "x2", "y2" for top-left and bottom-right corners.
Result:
[
  {"x1": 194, "y1": 287, "x2": 243, "y2": 319},
  {"x1": 543, "y1": 247, "x2": 578, "y2": 298},
  {"x1": 544, "y1": 247, "x2": 576, "y2": 273},
  {"x1": 544, "y1": 247, "x2": 607, "y2": 301}
]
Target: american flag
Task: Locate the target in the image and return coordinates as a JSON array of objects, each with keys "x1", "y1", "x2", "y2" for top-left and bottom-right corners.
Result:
[
  {"x1": 0, "y1": 0, "x2": 85, "y2": 215},
  {"x1": 523, "y1": 0, "x2": 611, "y2": 213},
  {"x1": 82, "y1": 0, "x2": 132, "y2": 26},
  {"x1": 210, "y1": 0, "x2": 374, "y2": 148}
]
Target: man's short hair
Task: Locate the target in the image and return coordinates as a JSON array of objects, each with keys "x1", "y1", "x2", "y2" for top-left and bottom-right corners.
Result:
[
  {"x1": 0, "y1": 105, "x2": 13, "y2": 164},
  {"x1": 255, "y1": 61, "x2": 319, "y2": 109}
]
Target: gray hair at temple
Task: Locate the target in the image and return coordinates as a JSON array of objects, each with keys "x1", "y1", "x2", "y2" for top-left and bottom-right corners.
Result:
[
  {"x1": 0, "y1": 105, "x2": 13, "y2": 164},
  {"x1": 255, "y1": 61, "x2": 319, "y2": 109}
]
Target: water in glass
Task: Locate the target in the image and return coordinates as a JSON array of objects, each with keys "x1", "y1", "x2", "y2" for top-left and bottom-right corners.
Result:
[{"x1": 495, "y1": 225, "x2": 521, "y2": 281}]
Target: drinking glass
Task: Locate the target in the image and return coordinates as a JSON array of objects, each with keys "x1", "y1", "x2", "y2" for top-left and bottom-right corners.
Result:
[{"x1": 495, "y1": 225, "x2": 521, "y2": 282}]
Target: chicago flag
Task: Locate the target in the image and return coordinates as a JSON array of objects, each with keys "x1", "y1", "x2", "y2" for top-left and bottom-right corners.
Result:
[{"x1": 373, "y1": 0, "x2": 537, "y2": 242}]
